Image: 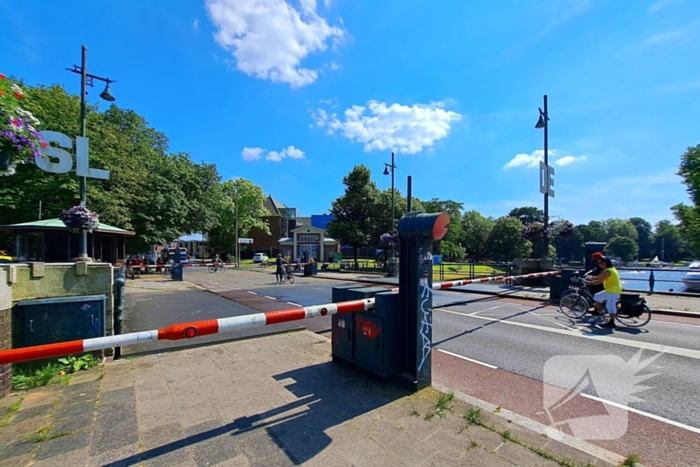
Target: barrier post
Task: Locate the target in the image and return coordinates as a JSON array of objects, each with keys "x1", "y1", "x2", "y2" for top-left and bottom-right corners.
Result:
[
  {"x1": 398, "y1": 211, "x2": 450, "y2": 391},
  {"x1": 113, "y1": 266, "x2": 126, "y2": 359}
]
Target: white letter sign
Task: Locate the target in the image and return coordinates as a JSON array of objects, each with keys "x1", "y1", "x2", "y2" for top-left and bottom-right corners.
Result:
[{"x1": 37, "y1": 130, "x2": 110, "y2": 180}]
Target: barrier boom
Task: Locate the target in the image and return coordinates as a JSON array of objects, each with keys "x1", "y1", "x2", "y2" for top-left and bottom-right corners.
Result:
[
  {"x1": 0, "y1": 270, "x2": 560, "y2": 365},
  {"x1": 0, "y1": 298, "x2": 374, "y2": 365}
]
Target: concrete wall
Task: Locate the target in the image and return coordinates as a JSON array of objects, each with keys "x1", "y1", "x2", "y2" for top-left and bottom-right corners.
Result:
[{"x1": 0, "y1": 263, "x2": 115, "y2": 397}]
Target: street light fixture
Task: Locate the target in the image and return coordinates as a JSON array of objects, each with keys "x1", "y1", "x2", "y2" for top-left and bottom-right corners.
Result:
[
  {"x1": 535, "y1": 95, "x2": 551, "y2": 258},
  {"x1": 383, "y1": 152, "x2": 397, "y2": 273},
  {"x1": 66, "y1": 45, "x2": 116, "y2": 260}
]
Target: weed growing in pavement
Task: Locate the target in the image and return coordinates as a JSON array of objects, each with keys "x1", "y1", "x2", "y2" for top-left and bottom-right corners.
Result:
[
  {"x1": 12, "y1": 363, "x2": 65, "y2": 390},
  {"x1": 463, "y1": 407, "x2": 487, "y2": 426},
  {"x1": 461, "y1": 406, "x2": 594, "y2": 467},
  {"x1": 620, "y1": 454, "x2": 641, "y2": 467},
  {"x1": 466, "y1": 440, "x2": 480, "y2": 451},
  {"x1": 424, "y1": 411, "x2": 435, "y2": 421},
  {"x1": 25, "y1": 423, "x2": 71, "y2": 443},
  {"x1": 436, "y1": 391, "x2": 455, "y2": 416},
  {"x1": 0, "y1": 399, "x2": 22, "y2": 427},
  {"x1": 410, "y1": 406, "x2": 419, "y2": 417}
]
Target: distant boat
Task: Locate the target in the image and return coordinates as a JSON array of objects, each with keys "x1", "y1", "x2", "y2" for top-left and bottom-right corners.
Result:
[
  {"x1": 683, "y1": 261, "x2": 700, "y2": 291},
  {"x1": 648, "y1": 256, "x2": 671, "y2": 268}
]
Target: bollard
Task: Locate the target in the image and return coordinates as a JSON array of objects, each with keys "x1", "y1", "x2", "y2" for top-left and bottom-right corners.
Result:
[
  {"x1": 113, "y1": 266, "x2": 126, "y2": 359},
  {"x1": 649, "y1": 270, "x2": 655, "y2": 294},
  {"x1": 398, "y1": 210, "x2": 450, "y2": 391}
]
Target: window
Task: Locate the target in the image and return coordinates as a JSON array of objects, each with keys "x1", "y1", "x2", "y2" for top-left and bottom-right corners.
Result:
[{"x1": 298, "y1": 234, "x2": 319, "y2": 243}]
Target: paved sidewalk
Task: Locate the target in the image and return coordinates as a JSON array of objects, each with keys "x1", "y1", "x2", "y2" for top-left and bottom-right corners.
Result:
[{"x1": 0, "y1": 331, "x2": 621, "y2": 467}]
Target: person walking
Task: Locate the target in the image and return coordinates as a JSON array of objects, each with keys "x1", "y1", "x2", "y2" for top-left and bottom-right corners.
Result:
[
  {"x1": 275, "y1": 254, "x2": 287, "y2": 284},
  {"x1": 585, "y1": 256, "x2": 623, "y2": 328}
]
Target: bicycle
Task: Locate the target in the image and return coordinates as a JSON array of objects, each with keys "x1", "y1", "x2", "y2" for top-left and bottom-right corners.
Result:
[
  {"x1": 559, "y1": 276, "x2": 651, "y2": 327},
  {"x1": 208, "y1": 263, "x2": 225, "y2": 273},
  {"x1": 279, "y1": 265, "x2": 295, "y2": 284}
]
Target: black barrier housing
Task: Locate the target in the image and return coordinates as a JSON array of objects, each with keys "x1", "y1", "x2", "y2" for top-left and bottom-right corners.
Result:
[
  {"x1": 331, "y1": 285, "x2": 402, "y2": 378},
  {"x1": 398, "y1": 211, "x2": 449, "y2": 391}
]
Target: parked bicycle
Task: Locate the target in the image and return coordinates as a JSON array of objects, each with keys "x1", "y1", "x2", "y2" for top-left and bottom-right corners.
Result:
[
  {"x1": 208, "y1": 262, "x2": 225, "y2": 273},
  {"x1": 559, "y1": 275, "x2": 651, "y2": 327},
  {"x1": 279, "y1": 265, "x2": 295, "y2": 284}
]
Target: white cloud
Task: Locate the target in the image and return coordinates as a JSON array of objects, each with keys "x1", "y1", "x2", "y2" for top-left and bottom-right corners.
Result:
[
  {"x1": 205, "y1": 0, "x2": 345, "y2": 87},
  {"x1": 313, "y1": 100, "x2": 462, "y2": 154},
  {"x1": 649, "y1": 0, "x2": 672, "y2": 13},
  {"x1": 503, "y1": 149, "x2": 586, "y2": 169},
  {"x1": 241, "y1": 147, "x2": 265, "y2": 161},
  {"x1": 193, "y1": 18, "x2": 199, "y2": 30},
  {"x1": 243, "y1": 145, "x2": 305, "y2": 162},
  {"x1": 644, "y1": 27, "x2": 689, "y2": 45}
]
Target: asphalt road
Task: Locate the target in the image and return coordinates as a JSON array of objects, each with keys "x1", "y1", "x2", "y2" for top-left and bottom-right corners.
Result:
[{"x1": 146, "y1": 267, "x2": 700, "y2": 465}]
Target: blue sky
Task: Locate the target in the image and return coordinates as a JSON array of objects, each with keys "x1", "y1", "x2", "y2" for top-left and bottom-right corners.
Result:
[{"x1": 2, "y1": 0, "x2": 698, "y2": 227}]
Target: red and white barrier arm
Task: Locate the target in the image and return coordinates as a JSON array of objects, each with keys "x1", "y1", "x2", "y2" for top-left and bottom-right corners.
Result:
[
  {"x1": 433, "y1": 270, "x2": 560, "y2": 290},
  {"x1": 0, "y1": 298, "x2": 375, "y2": 365}
]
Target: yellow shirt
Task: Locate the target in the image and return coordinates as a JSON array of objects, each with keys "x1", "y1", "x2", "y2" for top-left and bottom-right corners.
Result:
[{"x1": 603, "y1": 267, "x2": 622, "y2": 293}]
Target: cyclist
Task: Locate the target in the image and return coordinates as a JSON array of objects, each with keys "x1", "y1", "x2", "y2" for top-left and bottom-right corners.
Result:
[
  {"x1": 585, "y1": 256, "x2": 622, "y2": 328},
  {"x1": 275, "y1": 254, "x2": 287, "y2": 284},
  {"x1": 583, "y1": 252, "x2": 605, "y2": 314},
  {"x1": 213, "y1": 253, "x2": 221, "y2": 268}
]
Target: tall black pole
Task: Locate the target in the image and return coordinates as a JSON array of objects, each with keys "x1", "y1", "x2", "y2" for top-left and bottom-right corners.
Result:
[
  {"x1": 543, "y1": 94, "x2": 549, "y2": 258},
  {"x1": 79, "y1": 46, "x2": 88, "y2": 259},
  {"x1": 391, "y1": 152, "x2": 395, "y2": 261},
  {"x1": 407, "y1": 175, "x2": 412, "y2": 212}
]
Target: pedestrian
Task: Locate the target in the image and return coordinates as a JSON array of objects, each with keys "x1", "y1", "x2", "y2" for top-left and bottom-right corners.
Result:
[{"x1": 275, "y1": 254, "x2": 287, "y2": 284}]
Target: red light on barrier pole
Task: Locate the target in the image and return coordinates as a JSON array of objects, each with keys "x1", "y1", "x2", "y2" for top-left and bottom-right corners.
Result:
[{"x1": 184, "y1": 327, "x2": 198, "y2": 338}]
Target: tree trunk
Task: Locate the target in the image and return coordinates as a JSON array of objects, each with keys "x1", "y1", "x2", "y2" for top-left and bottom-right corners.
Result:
[{"x1": 353, "y1": 246, "x2": 359, "y2": 270}]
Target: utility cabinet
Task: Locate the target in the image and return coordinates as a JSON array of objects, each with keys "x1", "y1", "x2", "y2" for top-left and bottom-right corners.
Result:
[{"x1": 14, "y1": 295, "x2": 106, "y2": 348}]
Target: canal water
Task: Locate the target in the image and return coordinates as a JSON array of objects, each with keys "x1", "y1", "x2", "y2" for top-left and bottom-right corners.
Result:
[{"x1": 618, "y1": 269, "x2": 694, "y2": 293}]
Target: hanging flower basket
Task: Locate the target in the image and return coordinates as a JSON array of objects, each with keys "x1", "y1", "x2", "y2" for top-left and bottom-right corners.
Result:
[
  {"x1": 59, "y1": 205, "x2": 100, "y2": 233},
  {"x1": 521, "y1": 222, "x2": 545, "y2": 241},
  {"x1": 380, "y1": 232, "x2": 399, "y2": 244},
  {"x1": 546, "y1": 220, "x2": 575, "y2": 238},
  {"x1": 0, "y1": 72, "x2": 47, "y2": 175}
]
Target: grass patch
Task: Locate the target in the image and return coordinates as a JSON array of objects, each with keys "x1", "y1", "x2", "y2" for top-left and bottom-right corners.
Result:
[
  {"x1": 620, "y1": 454, "x2": 641, "y2": 467},
  {"x1": 501, "y1": 430, "x2": 515, "y2": 442},
  {"x1": 12, "y1": 354, "x2": 100, "y2": 390},
  {"x1": 463, "y1": 407, "x2": 487, "y2": 426}
]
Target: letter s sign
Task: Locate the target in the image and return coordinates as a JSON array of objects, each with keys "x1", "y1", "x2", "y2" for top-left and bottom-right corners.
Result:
[{"x1": 36, "y1": 131, "x2": 110, "y2": 180}]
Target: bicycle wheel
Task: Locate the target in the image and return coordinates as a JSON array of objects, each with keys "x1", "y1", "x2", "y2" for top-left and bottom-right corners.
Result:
[
  {"x1": 559, "y1": 293, "x2": 588, "y2": 319},
  {"x1": 616, "y1": 304, "x2": 652, "y2": 327},
  {"x1": 287, "y1": 273, "x2": 294, "y2": 284},
  {"x1": 219, "y1": 266, "x2": 225, "y2": 272},
  {"x1": 279, "y1": 272, "x2": 286, "y2": 284},
  {"x1": 208, "y1": 266, "x2": 215, "y2": 273}
]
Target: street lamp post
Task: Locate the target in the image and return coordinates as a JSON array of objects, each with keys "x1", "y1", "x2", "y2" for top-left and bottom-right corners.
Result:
[
  {"x1": 66, "y1": 45, "x2": 116, "y2": 259},
  {"x1": 535, "y1": 95, "x2": 551, "y2": 258},
  {"x1": 383, "y1": 152, "x2": 397, "y2": 273},
  {"x1": 235, "y1": 183, "x2": 239, "y2": 267}
]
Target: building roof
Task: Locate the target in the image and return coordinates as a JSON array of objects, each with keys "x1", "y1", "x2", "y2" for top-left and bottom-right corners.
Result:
[
  {"x1": 263, "y1": 195, "x2": 286, "y2": 216},
  {"x1": 0, "y1": 218, "x2": 136, "y2": 236},
  {"x1": 296, "y1": 216, "x2": 312, "y2": 226}
]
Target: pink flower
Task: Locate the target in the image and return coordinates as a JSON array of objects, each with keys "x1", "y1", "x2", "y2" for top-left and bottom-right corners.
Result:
[{"x1": 0, "y1": 73, "x2": 5, "y2": 80}]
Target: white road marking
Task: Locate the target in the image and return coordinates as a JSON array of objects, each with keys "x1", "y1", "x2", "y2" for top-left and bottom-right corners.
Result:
[
  {"x1": 312, "y1": 288, "x2": 325, "y2": 291},
  {"x1": 264, "y1": 296, "x2": 277, "y2": 300},
  {"x1": 438, "y1": 308, "x2": 700, "y2": 361},
  {"x1": 437, "y1": 349, "x2": 498, "y2": 369},
  {"x1": 248, "y1": 291, "x2": 258, "y2": 295},
  {"x1": 580, "y1": 393, "x2": 700, "y2": 435},
  {"x1": 287, "y1": 302, "x2": 302, "y2": 307},
  {"x1": 233, "y1": 288, "x2": 241, "y2": 290}
]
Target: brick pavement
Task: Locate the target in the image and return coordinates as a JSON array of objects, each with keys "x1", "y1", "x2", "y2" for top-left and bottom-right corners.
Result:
[{"x1": 0, "y1": 331, "x2": 623, "y2": 467}]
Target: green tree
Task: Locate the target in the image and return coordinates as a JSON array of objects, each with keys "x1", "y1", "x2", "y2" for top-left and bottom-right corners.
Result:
[
  {"x1": 326, "y1": 165, "x2": 380, "y2": 268},
  {"x1": 372, "y1": 189, "x2": 423, "y2": 245},
  {"x1": 487, "y1": 216, "x2": 532, "y2": 261},
  {"x1": 206, "y1": 178, "x2": 269, "y2": 257},
  {"x1": 422, "y1": 199, "x2": 465, "y2": 256},
  {"x1": 653, "y1": 220, "x2": 683, "y2": 262},
  {"x1": 628, "y1": 217, "x2": 654, "y2": 259},
  {"x1": 673, "y1": 144, "x2": 700, "y2": 257},
  {"x1": 461, "y1": 210, "x2": 493, "y2": 261},
  {"x1": 602, "y1": 219, "x2": 638, "y2": 242},
  {"x1": 508, "y1": 206, "x2": 544, "y2": 225},
  {"x1": 605, "y1": 235, "x2": 639, "y2": 262},
  {"x1": 554, "y1": 231, "x2": 584, "y2": 261},
  {"x1": 577, "y1": 221, "x2": 606, "y2": 243}
]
